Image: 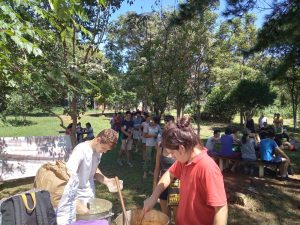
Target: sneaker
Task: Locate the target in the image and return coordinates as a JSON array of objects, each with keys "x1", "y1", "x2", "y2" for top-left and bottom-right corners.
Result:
[
  {"x1": 288, "y1": 165, "x2": 294, "y2": 175},
  {"x1": 117, "y1": 159, "x2": 123, "y2": 166},
  {"x1": 127, "y1": 161, "x2": 133, "y2": 168}
]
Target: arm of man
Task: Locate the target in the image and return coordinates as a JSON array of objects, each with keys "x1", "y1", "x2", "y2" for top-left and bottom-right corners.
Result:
[
  {"x1": 94, "y1": 168, "x2": 109, "y2": 185},
  {"x1": 213, "y1": 205, "x2": 228, "y2": 225},
  {"x1": 144, "y1": 133, "x2": 156, "y2": 138},
  {"x1": 66, "y1": 147, "x2": 83, "y2": 175},
  {"x1": 153, "y1": 144, "x2": 162, "y2": 190},
  {"x1": 121, "y1": 126, "x2": 130, "y2": 137},
  {"x1": 275, "y1": 147, "x2": 290, "y2": 160},
  {"x1": 144, "y1": 171, "x2": 174, "y2": 212}
]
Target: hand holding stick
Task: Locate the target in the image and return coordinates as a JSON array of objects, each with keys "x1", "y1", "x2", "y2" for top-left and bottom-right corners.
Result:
[
  {"x1": 115, "y1": 176, "x2": 129, "y2": 225},
  {"x1": 138, "y1": 211, "x2": 145, "y2": 225}
]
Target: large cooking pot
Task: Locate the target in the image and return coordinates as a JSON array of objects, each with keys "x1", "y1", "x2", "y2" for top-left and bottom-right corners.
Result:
[
  {"x1": 76, "y1": 198, "x2": 113, "y2": 223},
  {"x1": 114, "y1": 209, "x2": 169, "y2": 225}
]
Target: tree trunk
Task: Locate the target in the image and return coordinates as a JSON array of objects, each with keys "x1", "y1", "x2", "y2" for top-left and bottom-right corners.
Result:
[
  {"x1": 196, "y1": 105, "x2": 201, "y2": 135},
  {"x1": 176, "y1": 100, "x2": 181, "y2": 119},
  {"x1": 102, "y1": 102, "x2": 106, "y2": 114},
  {"x1": 70, "y1": 95, "x2": 78, "y2": 148},
  {"x1": 153, "y1": 104, "x2": 159, "y2": 116},
  {"x1": 288, "y1": 72, "x2": 298, "y2": 131},
  {"x1": 292, "y1": 107, "x2": 297, "y2": 130},
  {"x1": 291, "y1": 87, "x2": 297, "y2": 130},
  {"x1": 240, "y1": 110, "x2": 243, "y2": 126},
  {"x1": 159, "y1": 108, "x2": 165, "y2": 118}
]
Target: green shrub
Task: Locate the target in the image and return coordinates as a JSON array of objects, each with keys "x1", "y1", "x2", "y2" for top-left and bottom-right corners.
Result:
[
  {"x1": 5, "y1": 92, "x2": 35, "y2": 120},
  {"x1": 204, "y1": 87, "x2": 236, "y2": 122}
]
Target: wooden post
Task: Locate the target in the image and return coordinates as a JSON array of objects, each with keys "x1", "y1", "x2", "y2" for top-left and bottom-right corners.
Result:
[{"x1": 259, "y1": 165, "x2": 264, "y2": 177}]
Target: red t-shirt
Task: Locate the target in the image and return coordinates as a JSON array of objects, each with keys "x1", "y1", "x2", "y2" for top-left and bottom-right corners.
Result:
[{"x1": 169, "y1": 149, "x2": 227, "y2": 225}]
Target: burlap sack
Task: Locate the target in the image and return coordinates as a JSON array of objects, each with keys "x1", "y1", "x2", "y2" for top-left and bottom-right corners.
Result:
[{"x1": 34, "y1": 161, "x2": 70, "y2": 208}]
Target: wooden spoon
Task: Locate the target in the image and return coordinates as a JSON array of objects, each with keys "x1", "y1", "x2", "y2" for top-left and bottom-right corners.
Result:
[
  {"x1": 138, "y1": 211, "x2": 145, "y2": 225},
  {"x1": 115, "y1": 176, "x2": 129, "y2": 225}
]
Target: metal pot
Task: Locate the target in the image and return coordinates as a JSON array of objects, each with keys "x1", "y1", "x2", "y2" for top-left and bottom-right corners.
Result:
[
  {"x1": 76, "y1": 198, "x2": 114, "y2": 223},
  {"x1": 114, "y1": 209, "x2": 169, "y2": 225}
]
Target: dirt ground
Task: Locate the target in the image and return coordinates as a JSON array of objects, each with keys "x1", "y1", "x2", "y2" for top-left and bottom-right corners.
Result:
[{"x1": 223, "y1": 169, "x2": 300, "y2": 225}]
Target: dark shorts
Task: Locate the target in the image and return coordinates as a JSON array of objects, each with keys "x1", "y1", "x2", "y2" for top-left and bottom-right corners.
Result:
[
  {"x1": 208, "y1": 151, "x2": 219, "y2": 157},
  {"x1": 220, "y1": 152, "x2": 241, "y2": 158},
  {"x1": 159, "y1": 187, "x2": 169, "y2": 200}
]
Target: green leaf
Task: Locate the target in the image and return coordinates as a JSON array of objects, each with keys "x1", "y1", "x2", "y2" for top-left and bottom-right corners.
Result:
[
  {"x1": 13, "y1": 0, "x2": 22, "y2": 7},
  {"x1": 97, "y1": 0, "x2": 107, "y2": 6}
]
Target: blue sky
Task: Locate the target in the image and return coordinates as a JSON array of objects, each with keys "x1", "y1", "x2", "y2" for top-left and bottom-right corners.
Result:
[{"x1": 110, "y1": 0, "x2": 272, "y2": 28}]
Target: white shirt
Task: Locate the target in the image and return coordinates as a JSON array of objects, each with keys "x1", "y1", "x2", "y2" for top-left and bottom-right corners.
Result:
[
  {"x1": 66, "y1": 141, "x2": 102, "y2": 200},
  {"x1": 145, "y1": 125, "x2": 161, "y2": 147},
  {"x1": 141, "y1": 121, "x2": 149, "y2": 144},
  {"x1": 259, "y1": 116, "x2": 267, "y2": 128},
  {"x1": 205, "y1": 136, "x2": 219, "y2": 152}
]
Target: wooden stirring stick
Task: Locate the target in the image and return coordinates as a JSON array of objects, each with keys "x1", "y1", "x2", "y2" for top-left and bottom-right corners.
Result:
[
  {"x1": 115, "y1": 176, "x2": 129, "y2": 225},
  {"x1": 138, "y1": 211, "x2": 145, "y2": 225}
]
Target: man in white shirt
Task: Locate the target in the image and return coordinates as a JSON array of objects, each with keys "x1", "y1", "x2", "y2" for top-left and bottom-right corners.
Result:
[
  {"x1": 206, "y1": 130, "x2": 221, "y2": 153},
  {"x1": 258, "y1": 113, "x2": 267, "y2": 129},
  {"x1": 67, "y1": 129, "x2": 119, "y2": 202}
]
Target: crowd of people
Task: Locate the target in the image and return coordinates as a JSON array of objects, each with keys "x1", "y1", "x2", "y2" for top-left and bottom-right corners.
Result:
[
  {"x1": 110, "y1": 110, "x2": 162, "y2": 175},
  {"x1": 64, "y1": 112, "x2": 228, "y2": 224},
  {"x1": 65, "y1": 122, "x2": 95, "y2": 143},
  {"x1": 206, "y1": 113, "x2": 298, "y2": 179},
  {"x1": 58, "y1": 111, "x2": 298, "y2": 225}
]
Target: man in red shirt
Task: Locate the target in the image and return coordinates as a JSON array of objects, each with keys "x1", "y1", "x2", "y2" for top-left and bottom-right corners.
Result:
[{"x1": 143, "y1": 117, "x2": 228, "y2": 225}]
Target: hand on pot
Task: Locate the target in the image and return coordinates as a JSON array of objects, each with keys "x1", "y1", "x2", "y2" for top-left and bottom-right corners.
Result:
[
  {"x1": 143, "y1": 196, "x2": 156, "y2": 213},
  {"x1": 76, "y1": 200, "x2": 90, "y2": 214}
]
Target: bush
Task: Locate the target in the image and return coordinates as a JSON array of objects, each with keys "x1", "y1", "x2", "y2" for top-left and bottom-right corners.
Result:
[
  {"x1": 230, "y1": 79, "x2": 276, "y2": 113},
  {"x1": 5, "y1": 92, "x2": 35, "y2": 120},
  {"x1": 204, "y1": 87, "x2": 236, "y2": 122}
]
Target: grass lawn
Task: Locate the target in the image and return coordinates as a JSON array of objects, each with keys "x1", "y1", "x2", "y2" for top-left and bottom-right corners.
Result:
[{"x1": 0, "y1": 110, "x2": 300, "y2": 224}]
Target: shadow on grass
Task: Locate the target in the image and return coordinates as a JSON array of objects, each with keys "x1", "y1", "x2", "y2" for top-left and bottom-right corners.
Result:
[
  {"x1": 5, "y1": 119, "x2": 37, "y2": 127},
  {"x1": 224, "y1": 171, "x2": 300, "y2": 225},
  {"x1": 27, "y1": 112, "x2": 53, "y2": 117},
  {"x1": 0, "y1": 177, "x2": 34, "y2": 199},
  {"x1": 87, "y1": 113, "x2": 114, "y2": 121}
]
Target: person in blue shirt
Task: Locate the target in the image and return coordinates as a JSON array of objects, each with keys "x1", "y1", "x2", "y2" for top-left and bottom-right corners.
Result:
[
  {"x1": 259, "y1": 130, "x2": 291, "y2": 179},
  {"x1": 220, "y1": 127, "x2": 240, "y2": 172},
  {"x1": 117, "y1": 111, "x2": 134, "y2": 167}
]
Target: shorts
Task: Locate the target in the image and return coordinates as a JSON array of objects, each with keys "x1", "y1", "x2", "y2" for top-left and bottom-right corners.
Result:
[
  {"x1": 220, "y1": 152, "x2": 241, "y2": 158},
  {"x1": 142, "y1": 137, "x2": 147, "y2": 144},
  {"x1": 133, "y1": 130, "x2": 140, "y2": 140},
  {"x1": 121, "y1": 139, "x2": 133, "y2": 151},
  {"x1": 208, "y1": 151, "x2": 219, "y2": 157},
  {"x1": 262, "y1": 156, "x2": 282, "y2": 165}
]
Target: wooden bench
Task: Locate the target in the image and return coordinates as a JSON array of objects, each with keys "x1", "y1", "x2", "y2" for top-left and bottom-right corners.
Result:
[{"x1": 211, "y1": 155, "x2": 277, "y2": 178}]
